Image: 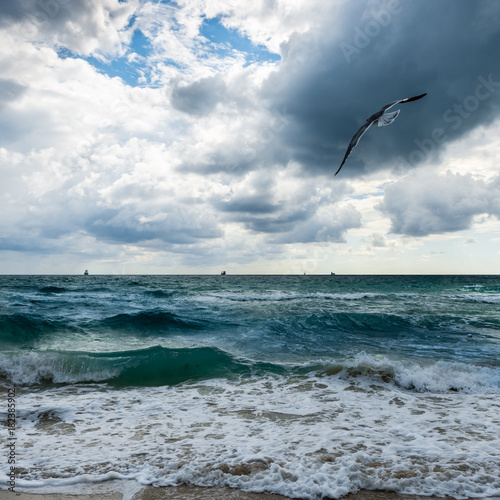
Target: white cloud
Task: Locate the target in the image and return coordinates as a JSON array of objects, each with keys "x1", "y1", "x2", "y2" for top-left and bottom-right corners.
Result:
[
  {"x1": 1, "y1": 0, "x2": 500, "y2": 273},
  {"x1": 4, "y1": 0, "x2": 137, "y2": 57},
  {"x1": 186, "y1": 0, "x2": 338, "y2": 54},
  {"x1": 379, "y1": 170, "x2": 500, "y2": 236}
]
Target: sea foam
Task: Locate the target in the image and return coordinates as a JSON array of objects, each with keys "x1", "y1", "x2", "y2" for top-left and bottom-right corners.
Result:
[{"x1": 3, "y1": 367, "x2": 500, "y2": 499}]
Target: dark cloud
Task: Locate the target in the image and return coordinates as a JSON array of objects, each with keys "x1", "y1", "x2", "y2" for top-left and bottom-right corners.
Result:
[
  {"x1": 0, "y1": 236, "x2": 51, "y2": 253},
  {"x1": 216, "y1": 195, "x2": 281, "y2": 215},
  {"x1": 259, "y1": 0, "x2": 500, "y2": 177},
  {"x1": 213, "y1": 185, "x2": 361, "y2": 243},
  {"x1": 85, "y1": 212, "x2": 223, "y2": 245},
  {"x1": 378, "y1": 171, "x2": 500, "y2": 236},
  {"x1": 238, "y1": 206, "x2": 313, "y2": 234},
  {"x1": 269, "y1": 206, "x2": 362, "y2": 244},
  {"x1": 214, "y1": 189, "x2": 315, "y2": 235},
  {"x1": 171, "y1": 75, "x2": 227, "y2": 116},
  {"x1": 0, "y1": 1, "x2": 28, "y2": 23},
  {"x1": 15, "y1": 182, "x2": 223, "y2": 248}
]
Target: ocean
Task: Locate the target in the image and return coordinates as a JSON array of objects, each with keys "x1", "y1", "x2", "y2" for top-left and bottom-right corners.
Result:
[{"x1": 1, "y1": 274, "x2": 500, "y2": 499}]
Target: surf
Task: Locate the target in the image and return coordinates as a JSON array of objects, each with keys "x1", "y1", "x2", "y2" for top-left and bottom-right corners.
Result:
[{"x1": 0, "y1": 345, "x2": 287, "y2": 387}]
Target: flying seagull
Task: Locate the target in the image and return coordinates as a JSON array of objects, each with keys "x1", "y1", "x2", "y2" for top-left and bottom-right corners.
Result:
[{"x1": 335, "y1": 93, "x2": 427, "y2": 176}]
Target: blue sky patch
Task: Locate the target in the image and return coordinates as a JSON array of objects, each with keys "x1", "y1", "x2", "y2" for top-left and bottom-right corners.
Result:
[
  {"x1": 58, "y1": 29, "x2": 155, "y2": 87},
  {"x1": 82, "y1": 54, "x2": 145, "y2": 86},
  {"x1": 56, "y1": 13, "x2": 279, "y2": 88},
  {"x1": 201, "y1": 16, "x2": 280, "y2": 65},
  {"x1": 130, "y1": 28, "x2": 153, "y2": 59}
]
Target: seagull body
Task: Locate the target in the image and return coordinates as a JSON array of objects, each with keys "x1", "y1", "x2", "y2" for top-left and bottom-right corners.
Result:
[{"x1": 335, "y1": 93, "x2": 427, "y2": 176}]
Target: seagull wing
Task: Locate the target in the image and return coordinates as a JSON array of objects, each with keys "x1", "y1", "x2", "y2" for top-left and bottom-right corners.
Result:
[
  {"x1": 380, "y1": 93, "x2": 427, "y2": 113},
  {"x1": 335, "y1": 121, "x2": 373, "y2": 176}
]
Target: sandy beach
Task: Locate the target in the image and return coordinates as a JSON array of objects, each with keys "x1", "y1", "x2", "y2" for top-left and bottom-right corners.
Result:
[{"x1": 0, "y1": 486, "x2": 465, "y2": 500}]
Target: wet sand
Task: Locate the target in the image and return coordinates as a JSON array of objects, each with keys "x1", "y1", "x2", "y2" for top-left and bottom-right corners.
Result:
[
  {"x1": 132, "y1": 485, "x2": 442, "y2": 500},
  {"x1": 0, "y1": 486, "x2": 459, "y2": 500}
]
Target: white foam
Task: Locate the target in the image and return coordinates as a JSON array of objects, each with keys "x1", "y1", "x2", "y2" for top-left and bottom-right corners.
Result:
[
  {"x1": 0, "y1": 352, "x2": 118, "y2": 385},
  {"x1": 463, "y1": 293, "x2": 500, "y2": 304},
  {"x1": 342, "y1": 352, "x2": 500, "y2": 394},
  {"x1": 3, "y1": 363, "x2": 500, "y2": 499}
]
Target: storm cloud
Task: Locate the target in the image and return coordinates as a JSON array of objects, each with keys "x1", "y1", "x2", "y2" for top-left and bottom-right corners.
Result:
[{"x1": 258, "y1": 0, "x2": 500, "y2": 177}]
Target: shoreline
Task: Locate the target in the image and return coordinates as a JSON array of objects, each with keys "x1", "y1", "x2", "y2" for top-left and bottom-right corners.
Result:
[{"x1": 0, "y1": 485, "x2": 480, "y2": 500}]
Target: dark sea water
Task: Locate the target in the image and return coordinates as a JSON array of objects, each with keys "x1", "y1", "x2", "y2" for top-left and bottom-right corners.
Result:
[{"x1": 1, "y1": 275, "x2": 499, "y2": 498}]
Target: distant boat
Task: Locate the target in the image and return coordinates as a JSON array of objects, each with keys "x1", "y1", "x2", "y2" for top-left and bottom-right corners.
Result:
[
  {"x1": 84, "y1": 270, "x2": 89, "y2": 276},
  {"x1": 221, "y1": 271, "x2": 226, "y2": 275},
  {"x1": 331, "y1": 272, "x2": 336, "y2": 276}
]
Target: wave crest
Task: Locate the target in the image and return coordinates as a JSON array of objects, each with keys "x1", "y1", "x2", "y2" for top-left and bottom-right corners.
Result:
[
  {"x1": 320, "y1": 353, "x2": 500, "y2": 394},
  {"x1": 100, "y1": 310, "x2": 204, "y2": 332},
  {"x1": 0, "y1": 346, "x2": 285, "y2": 387}
]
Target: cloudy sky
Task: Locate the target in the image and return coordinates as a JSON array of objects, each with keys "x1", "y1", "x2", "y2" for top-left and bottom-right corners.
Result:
[{"x1": 1, "y1": 0, "x2": 499, "y2": 274}]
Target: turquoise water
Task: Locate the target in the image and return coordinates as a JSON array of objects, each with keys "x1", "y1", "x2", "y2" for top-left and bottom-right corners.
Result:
[{"x1": 1, "y1": 275, "x2": 500, "y2": 498}]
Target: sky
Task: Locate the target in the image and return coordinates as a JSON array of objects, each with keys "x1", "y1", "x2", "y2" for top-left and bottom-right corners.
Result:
[{"x1": 0, "y1": 0, "x2": 499, "y2": 275}]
